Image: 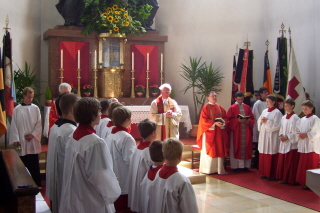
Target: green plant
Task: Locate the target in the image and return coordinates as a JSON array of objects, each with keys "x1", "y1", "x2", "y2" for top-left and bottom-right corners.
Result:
[
  {"x1": 45, "y1": 85, "x2": 53, "y2": 100},
  {"x1": 82, "y1": 84, "x2": 93, "y2": 93},
  {"x1": 149, "y1": 84, "x2": 159, "y2": 93},
  {"x1": 14, "y1": 62, "x2": 43, "y2": 106},
  {"x1": 180, "y1": 57, "x2": 224, "y2": 123},
  {"x1": 134, "y1": 84, "x2": 145, "y2": 93},
  {"x1": 81, "y1": 0, "x2": 152, "y2": 35}
]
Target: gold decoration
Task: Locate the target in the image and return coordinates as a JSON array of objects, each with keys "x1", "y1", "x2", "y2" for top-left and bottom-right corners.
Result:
[{"x1": 98, "y1": 67, "x2": 124, "y2": 98}]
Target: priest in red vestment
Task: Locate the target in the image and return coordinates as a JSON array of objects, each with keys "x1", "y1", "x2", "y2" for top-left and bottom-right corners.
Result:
[
  {"x1": 196, "y1": 91, "x2": 229, "y2": 174},
  {"x1": 227, "y1": 91, "x2": 254, "y2": 172}
]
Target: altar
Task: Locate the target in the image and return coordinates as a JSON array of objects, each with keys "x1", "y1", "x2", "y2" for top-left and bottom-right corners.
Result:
[{"x1": 43, "y1": 105, "x2": 192, "y2": 139}]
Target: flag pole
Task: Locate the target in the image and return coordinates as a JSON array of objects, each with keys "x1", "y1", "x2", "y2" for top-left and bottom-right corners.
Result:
[
  {"x1": 265, "y1": 40, "x2": 269, "y2": 50},
  {"x1": 279, "y1": 22, "x2": 286, "y2": 38}
]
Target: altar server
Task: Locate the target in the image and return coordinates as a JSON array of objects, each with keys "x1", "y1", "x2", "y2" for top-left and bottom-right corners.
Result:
[
  {"x1": 107, "y1": 106, "x2": 136, "y2": 212},
  {"x1": 258, "y1": 95, "x2": 283, "y2": 181},
  {"x1": 102, "y1": 101, "x2": 123, "y2": 141},
  {"x1": 128, "y1": 119, "x2": 157, "y2": 212},
  {"x1": 295, "y1": 100, "x2": 320, "y2": 189},
  {"x1": 59, "y1": 98, "x2": 120, "y2": 213},
  {"x1": 94, "y1": 99, "x2": 111, "y2": 137},
  {"x1": 140, "y1": 140, "x2": 164, "y2": 213},
  {"x1": 9, "y1": 87, "x2": 42, "y2": 187},
  {"x1": 148, "y1": 138, "x2": 198, "y2": 213},
  {"x1": 276, "y1": 98, "x2": 300, "y2": 185}
]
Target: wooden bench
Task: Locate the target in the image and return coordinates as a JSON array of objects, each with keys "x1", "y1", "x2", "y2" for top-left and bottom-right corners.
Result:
[
  {"x1": 190, "y1": 145, "x2": 201, "y2": 170},
  {"x1": 0, "y1": 149, "x2": 40, "y2": 213}
]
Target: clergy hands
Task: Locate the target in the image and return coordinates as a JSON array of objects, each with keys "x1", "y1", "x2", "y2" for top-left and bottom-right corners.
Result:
[
  {"x1": 215, "y1": 122, "x2": 224, "y2": 128},
  {"x1": 261, "y1": 117, "x2": 268, "y2": 124},
  {"x1": 24, "y1": 134, "x2": 34, "y2": 141},
  {"x1": 238, "y1": 118, "x2": 246, "y2": 123},
  {"x1": 297, "y1": 133, "x2": 308, "y2": 139},
  {"x1": 166, "y1": 110, "x2": 173, "y2": 117}
]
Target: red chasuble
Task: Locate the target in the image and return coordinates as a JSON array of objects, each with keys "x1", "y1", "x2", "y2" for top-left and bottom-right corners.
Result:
[
  {"x1": 227, "y1": 103, "x2": 254, "y2": 159},
  {"x1": 49, "y1": 101, "x2": 58, "y2": 130},
  {"x1": 196, "y1": 104, "x2": 229, "y2": 158}
]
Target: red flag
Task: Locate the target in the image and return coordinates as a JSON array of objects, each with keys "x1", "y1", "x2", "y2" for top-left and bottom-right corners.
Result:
[
  {"x1": 231, "y1": 55, "x2": 238, "y2": 105},
  {"x1": 0, "y1": 48, "x2": 7, "y2": 136},
  {"x1": 263, "y1": 50, "x2": 272, "y2": 95}
]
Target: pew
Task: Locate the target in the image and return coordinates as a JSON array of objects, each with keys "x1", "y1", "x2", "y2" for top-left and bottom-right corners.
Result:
[{"x1": 0, "y1": 149, "x2": 39, "y2": 213}]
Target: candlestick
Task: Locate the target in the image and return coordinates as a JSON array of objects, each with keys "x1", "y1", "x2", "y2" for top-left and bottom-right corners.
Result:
[
  {"x1": 61, "y1": 49, "x2": 63, "y2": 69},
  {"x1": 147, "y1": 53, "x2": 149, "y2": 71},
  {"x1": 78, "y1": 50, "x2": 80, "y2": 69},
  {"x1": 131, "y1": 70, "x2": 135, "y2": 98},
  {"x1": 132, "y1": 52, "x2": 134, "y2": 70},
  {"x1": 160, "y1": 53, "x2": 163, "y2": 71},
  {"x1": 94, "y1": 50, "x2": 97, "y2": 70},
  {"x1": 77, "y1": 69, "x2": 81, "y2": 96},
  {"x1": 59, "y1": 68, "x2": 64, "y2": 84},
  {"x1": 94, "y1": 69, "x2": 98, "y2": 98},
  {"x1": 146, "y1": 70, "x2": 150, "y2": 98}
]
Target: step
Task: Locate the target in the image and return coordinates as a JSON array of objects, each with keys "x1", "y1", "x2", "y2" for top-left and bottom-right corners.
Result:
[{"x1": 177, "y1": 165, "x2": 205, "y2": 184}]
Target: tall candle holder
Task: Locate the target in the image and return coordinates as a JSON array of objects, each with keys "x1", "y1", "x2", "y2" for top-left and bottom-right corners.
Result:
[
  {"x1": 160, "y1": 70, "x2": 164, "y2": 85},
  {"x1": 93, "y1": 69, "x2": 98, "y2": 98},
  {"x1": 131, "y1": 70, "x2": 135, "y2": 98},
  {"x1": 146, "y1": 70, "x2": 150, "y2": 98},
  {"x1": 77, "y1": 69, "x2": 81, "y2": 96},
  {"x1": 59, "y1": 68, "x2": 64, "y2": 84}
]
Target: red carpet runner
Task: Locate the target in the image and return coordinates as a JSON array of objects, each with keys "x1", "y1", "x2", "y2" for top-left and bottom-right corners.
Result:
[{"x1": 210, "y1": 168, "x2": 320, "y2": 211}]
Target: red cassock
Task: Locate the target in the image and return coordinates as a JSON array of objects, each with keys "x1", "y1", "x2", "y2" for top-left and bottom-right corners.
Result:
[
  {"x1": 196, "y1": 104, "x2": 229, "y2": 158},
  {"x1": 227, "y1": 103, "x2": 254, "y2": 159},
  {"x1": 49, "y1": 101, "x2": 58, "y2": 130}
]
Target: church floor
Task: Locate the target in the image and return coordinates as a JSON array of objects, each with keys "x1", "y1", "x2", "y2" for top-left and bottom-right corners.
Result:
[{"x1": 192, "y1": 176, "x2": 317, "y2": 213}]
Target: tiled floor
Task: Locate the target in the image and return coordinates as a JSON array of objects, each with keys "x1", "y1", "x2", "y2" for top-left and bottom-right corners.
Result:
[{"x1": 193, "y1": 176, "x2": 318, "y2": 213}]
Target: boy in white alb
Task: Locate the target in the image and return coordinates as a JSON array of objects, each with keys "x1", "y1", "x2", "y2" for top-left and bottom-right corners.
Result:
[
  {"x1": 276, "y1": 98, "x2": 300, "y2": 185},
  {"x1": 140, "y1": 140, "x2": 164, "y2": 213},
  {"x1": 9, "y1": 87, "x2": 42, "y2": 187},
  {"x1": 258, "y1": 95, "x2": 283, "y2": 181},
  {"x1": 59, "y1": 98, "x2": 120, "y2": 213},
  {"x1": 295, "y1": 100, "x2": 320, "y2": 189},
  {"x1": 148, "y1": 138, "x2": 198, "y2": 213},
  {"x1": 128, "y1": 119, "x2": 157, "y2": 212},
  {"x1": 106, "y1": 106, "x2": 137, "y2": 212},
  {"x1": 102, "y1": 101, "x2": 123, "y2": 142},
  {"x1": 94, "y1": 99, "x2": 111, "y2": 137},
  {"x1": 46, "y1": 94, "x2": 79, "y2": 212}
]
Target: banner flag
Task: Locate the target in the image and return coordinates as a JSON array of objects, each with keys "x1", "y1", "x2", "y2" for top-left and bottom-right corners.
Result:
[
  {"x1": 0, "y1": 48, "x2": 7, "y2": 136},
  {"x1": 263, "y1": 50, "x2": 272, "y2": 95},
  {"x1": 231, "y1": 55, "x2": 238, "y2": 105}
]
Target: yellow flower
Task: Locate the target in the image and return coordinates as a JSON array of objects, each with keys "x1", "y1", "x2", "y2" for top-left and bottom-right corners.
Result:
[
  {"x1": 112, "y1": 5, "x2": 118, "y2": 10},
  {"x1": 124, "y1": 14, "x2": 128, "y2": 19},
  {"x1": 125, "y1": 21, "x2": 130, "y2": 27},
  {"x1": 114, "y1": 27, "x2": 119, "y2": 31},
  {"x1": 120, "y1": 8, "x2": 125, "y2": 12},
  {"x1": 114, "y1": 18, "x2": 119, "y2": 23},
  {"x1": 107, "y1": 7, "x2": 112, "y2": 12},
  {"x1": 115, "y1": 11, "x2": 120, "y2": 15},
  {"x1": 102, "y1": 12, "x2": 108, "y2": 16},
  {"x1": 107, "y1": 16, "x2": 113, "y2": 22}
]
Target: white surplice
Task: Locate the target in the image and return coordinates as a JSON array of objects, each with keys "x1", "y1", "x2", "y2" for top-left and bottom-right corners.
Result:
[
  {"x1": 94, "y1": 117, "x2": 111, "y2": 138},
  {"x1": 9, "y1": 104, "x2": 42, "y2": 156},
  {"x1": 128, "y1": 147, "x2": 153, "y2": 212},
  {"x1": 295, "y1": 115, "x2": 320, "y2": 154},
  {"x1": 278, "y1": 114, "x2": 300, "y2": 154},
  {"x1": 252, "y1": 100, "x2": 267, "y2": 142},
  {"x1": 257, "y1": 108, "x2": 283, "y2": 154},
  {"x1": 148, "y1": 171, "x2": 198, "y2": 213},
  {"x1": 106, "y1": 131, "x2": 137, "y2": 194},
  {"x1": 59, "y1": 133, "x2": 120, "y2": 213},
  {"x1": 150, "y1": 98, "x2": 182, "y2": 140}
]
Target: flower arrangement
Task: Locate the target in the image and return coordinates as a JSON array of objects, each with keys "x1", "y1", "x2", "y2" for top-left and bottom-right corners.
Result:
[
  {"x1": 68, "y1": 83, "x2": 77, "y2": 94},
  {"x1": 82, "y1": 84, "x2": 93, "y2": 93},
  {"x1": 82, "y1": 0, "x2": 152, "y2": 36},
  {"x1": 149, "y1": 84, "x2": 160, "y2": 94},
  {"x1": 134, "y1": 84, "x2": 145, "y2": 93}
]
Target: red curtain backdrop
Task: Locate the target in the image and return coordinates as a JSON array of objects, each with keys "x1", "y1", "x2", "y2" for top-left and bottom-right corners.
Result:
[
  {"x1": 131, "y1": 45, "x2": 158, "y2": 87},
  {"x1": 59, "y1": 41, "x2": 90, "y2": 88}
]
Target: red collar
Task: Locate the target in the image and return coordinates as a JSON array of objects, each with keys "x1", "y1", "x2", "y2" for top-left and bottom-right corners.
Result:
[
  {"x1": 159, "y1": 164, "x2": 178, "y2": 179},
  {"x1": 107, "y1": 120, "x2": 114, "y2": 127},
  {"x1": 306, "y1": 113, "x2": 314, "y2": 118},
  {"x1": 148, "y1": 165, "x2": 163, "y2": 181},
  {"x1": 137, "y1": 141, "x2": 151, "y2": 150},
  {"x1": 268, "y1": 107, "x2": 277, "y2": 112},
  {"x1": 101, "y1": 115, "x2": 109, "y2": 119},
  {"x1": 111, "y1": 125, "x2": 129, "y2": 134},
  {"x1": 73, "y1": 124, "x2": 96, "y2": 140},
  {"x1": 286, "y1": 111, "x2": 295, "y2": 119}
]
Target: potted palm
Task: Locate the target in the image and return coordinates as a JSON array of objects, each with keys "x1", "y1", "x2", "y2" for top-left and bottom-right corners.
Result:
[
  {"x1": 45, "y1": 85, "x2": 53, "y2": 106},
  {"x1": 180, "y1": 57, "x2": 224, "y2": 137}
]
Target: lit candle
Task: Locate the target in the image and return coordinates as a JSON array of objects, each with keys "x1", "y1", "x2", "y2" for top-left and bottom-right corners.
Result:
[
  {"x1": 161, "y1": 53, "x2": 163, "y2": 71},
  {"x1": 132, "y1": 52, "x2": 134, "y2": 70},
  {"x1": 94, "y1": 50, "x2": 97, "y2": 70},
  {"x1": 78, "y1": 50, "x2": 80, "y2": 69},
  {"x1": 60, "y1": 49, "x2": 63, "y2": 69},
  {"x1": 147, "y1": 52, "x2": 149, "y2": 70}
]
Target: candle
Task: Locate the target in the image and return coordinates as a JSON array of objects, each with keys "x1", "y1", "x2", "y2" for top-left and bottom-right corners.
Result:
[
  {"x1": 60, "y1": 49, "x2": 63, "y2": 69},
  {"x1": 78, "y1": 50, "x2": 80, "y2": 69},
  {"x1": 132, "y1": 52, "x2": 134, "y2": 70},
  {"x1": 161, "y1": 53, "x2": 163, "y2": 71},
  {"x1": 94, "y1": 50, "x2": 97, "y2": 70},
  {"x1": 147, "y1": 52, "x2": 149, "y2": 70}
]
